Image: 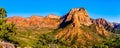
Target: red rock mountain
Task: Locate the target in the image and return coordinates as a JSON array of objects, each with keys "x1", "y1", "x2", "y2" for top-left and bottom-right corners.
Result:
[
  {"x1": 6, "y1": 8, "x2": 117, "y2": 33},
  {"x1": 6, "y1": 8, "x2": 114, "y2": 45},
  {"x1": 60, "y1": 8, "x2": 92, "y2": 28},
  {"x1": 55, "y1": 8, "x2": 110, "y2": 45},
  {"x1": 91, "y1": 18, "x2": 114, "y2": 27},
  {"x1": 91, "y1": 18, "x2": 116, "y2": 32},
  {"x1": 6, "y1": 14, "x2": 60, "y2": 28}
]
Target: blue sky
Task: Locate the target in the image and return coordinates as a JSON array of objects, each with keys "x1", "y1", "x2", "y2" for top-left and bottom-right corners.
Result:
[{"x1": 0, "y1": 0, "x2": 120, "y2": 23}]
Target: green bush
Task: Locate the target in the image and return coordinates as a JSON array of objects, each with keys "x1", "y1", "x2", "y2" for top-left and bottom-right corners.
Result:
[{"x1": 0, "y1": 8, "x2": 16, "y2": 40}]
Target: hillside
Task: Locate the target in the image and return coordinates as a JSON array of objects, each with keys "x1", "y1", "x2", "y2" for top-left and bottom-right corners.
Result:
[
  {"x1": 7, "y1": 14, "x2": 61, "y2": 28},
  {"x1": 1, "y1": 8, "x2": 120, "y2": 48},
  {"x1": 54, "y1": 8, "x2": 111, "y2": 47}
]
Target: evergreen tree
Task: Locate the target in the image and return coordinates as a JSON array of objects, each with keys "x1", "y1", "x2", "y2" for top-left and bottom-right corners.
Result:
[
  {"x1": 0, "y1": 8, "x2": 7, "y2": 18},
  {"x1": 0, "y1": 8, "x2": 16, "y2": 40}
]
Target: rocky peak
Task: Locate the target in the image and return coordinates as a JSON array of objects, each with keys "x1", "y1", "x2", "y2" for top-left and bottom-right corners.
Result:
[
  {"x1": 30, "y1": 16, "x2": 43, "y2": 19},
  {"x1": 91, "y1": 18, "x2": 116, "y2": 32},
  {"x1": 91, "y1": 18, "x2": 108, "y2": 25},
  {"x1": 6, "y1": 16, "x2": 27, "y2": 24},
  {"x1": 29, "y1": 16, "x2": 44, "y2": 21},
  {"x1": 91, "y1": 18, "x2": 114, "y2": 27},
  {"x1": 96, "y1": 18, "x2": 107, "y2": 24},
  {"x1": 56, "y1": 8, "x2": 111, "y2": 44},
  {"x1": 6, "y1": 15, "x2": 61, "y2": 28},
  {"x1": 45, "y1": 14, "x2": 60, "y2": 19},
  {"x1": 60, "y1": 8, "x2": 92, "y2": 28}
]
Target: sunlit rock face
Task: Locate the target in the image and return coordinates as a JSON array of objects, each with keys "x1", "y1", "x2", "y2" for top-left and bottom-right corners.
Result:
[
  {"x1": 6, "y1": 16, "x2": 30, "y2": 27},
  {"x1": 60, "y1": 8, "x2": 92, "y2": 28},
  {"x1": 91, "y1": 18, "x2": 120, "y2": 32},
  {"x1": 45, "y1": 14, "x2": 60, "y2": 19},
  {"x1": 91, "y1": 18, "x2": 113, "y2": 27},
  {"x1": 55, "y1": 8, "x2": 111, "y2": 45},
  {"x1": 6, "y1": 8, "x2": 119, "y2": 33},
  {"x1": 6, "y1": 15, "x2": 61, "y2": 28},
  {"x1": 6, "y1": 8, "x2": 113, "y2": 45},
  {"x1": 69, "y1": 8, "x2": 92, "y2": 26}
]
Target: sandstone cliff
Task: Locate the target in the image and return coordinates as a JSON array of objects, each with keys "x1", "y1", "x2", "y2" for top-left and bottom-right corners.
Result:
[
  {"x1": 55, "y1": 8, "x2": 111, "y2": 45},
  {"x1": 6, "y1": 15, "x2": 61, "y2": 28}
]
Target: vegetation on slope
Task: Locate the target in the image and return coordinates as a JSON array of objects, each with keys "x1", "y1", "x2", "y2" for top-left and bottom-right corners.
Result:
[
  {"x1": 0, "y1": 8, "x2": 16, "y2": 41},
  {"x1": 0, "y1": 7, "x2": 120, "y2": 48}
]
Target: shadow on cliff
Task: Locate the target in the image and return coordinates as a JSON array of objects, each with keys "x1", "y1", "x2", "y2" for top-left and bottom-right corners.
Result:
[{"x1": 59, "y1": 13, "x2": 73, "y2": 28}]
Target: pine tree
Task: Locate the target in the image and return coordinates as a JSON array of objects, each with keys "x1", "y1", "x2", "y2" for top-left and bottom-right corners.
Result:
[
  {"x1": 0, "y1": 8, "x2": 7, "y2": 18},
  {"x1": 0, "y1": 8, "x2": 16, "y2": 40}
]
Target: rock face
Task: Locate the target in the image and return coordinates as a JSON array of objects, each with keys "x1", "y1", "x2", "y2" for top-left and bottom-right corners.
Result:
[
  {"x1": 41, "y1": 15, "x2": 60, "y2": 28},
  {"x1": 29, "y1": 16, "x2": 44, "y2": 27},
  {"x1": 91, "y1": 18, "x2": 114, "y2": 27},
  {"x1": 91, "y1": 18, "x2": 120, "y2": 33},
  {"x1": 45, "y1": 14, "x2": 60, "y2": 19},
  {"x1": 7, "y1": 16, "x2": 29, "y2": 27},
  {"x1": 60, "y1": 8, "x2": 92, "y2": 28},
  {"x1": 6, "y1": 7, "x2": 119, "y2": 45},
  {"x1": 57, "y1": 8, "x2": 93, "y2": 40},
  {"x1": 6, "y1": 15, "x2": 61, "y2": 28},
  {"x1": 55, "y1": 8, "x2": 110, "y2": 45},
  {"x1": 91, "y1": 18, "x2": 108, "y2": 26},
  {"x1": 91, "y1": 18, "x2": 113, "y2": 32},
  {"x1": 0, "y1": 41, "x2": 15, "y2": 48},
  {"x1": 5, "y1": 7, "x2": 120, "y2": 47},
  {"x1": 6, "y1": 8, "x2": 119, "y2": 34}
]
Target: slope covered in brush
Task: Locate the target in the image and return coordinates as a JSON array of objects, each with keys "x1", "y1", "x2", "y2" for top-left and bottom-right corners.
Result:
[
  {"x1": 53, "y1": 8, "x2": 111, "y2": 47},
  {"x1": 2, "y1": 7, "x2": 120, "y2": 48}
]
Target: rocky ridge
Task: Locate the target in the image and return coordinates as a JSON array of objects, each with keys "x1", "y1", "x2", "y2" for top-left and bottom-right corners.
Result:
[
  {"x1": 6, "y1": 8, "x2": 119, "y2": 33},
  {"x1": 6, "y1": 15, "x2": 60, "y2": 28},
  {"x1": 55, "y1": 8, "x2": 110, "y2": 45}
]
